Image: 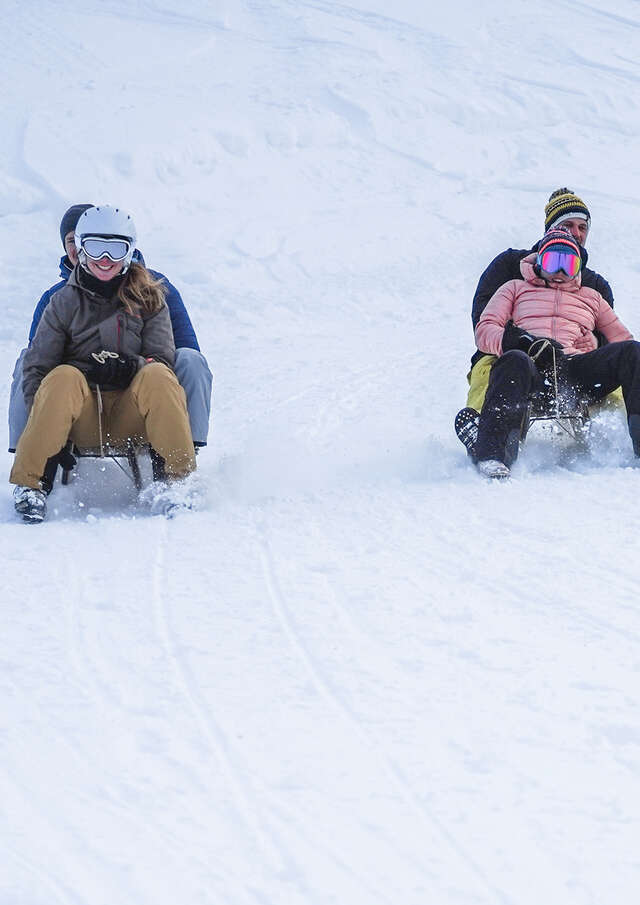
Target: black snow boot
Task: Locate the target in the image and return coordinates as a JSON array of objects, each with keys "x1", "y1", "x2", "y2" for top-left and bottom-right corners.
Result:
[
  {"x1": 455, "y1": 407, "x2": 479, "y2": 458},
  {"x1": 13, "y1": 485, "x2": 47, "y2": 524}
]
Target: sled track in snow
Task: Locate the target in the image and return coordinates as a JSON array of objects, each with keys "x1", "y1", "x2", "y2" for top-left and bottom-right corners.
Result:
[
  {"x1": 57, "y1": 548, "x2": 217, "y2": 873},
  {"x1": 255, "y1": 513, "x2": 515, "y2": 905},
  {"x1": 54, "y1": 531, "x2": 335, "y2": 901},
  {"x1": 150, "y1": 519, "x2": 302, "y2": 889},
  {"x1": 150, "y1": 520, "x2": 379, "y2": 902}
]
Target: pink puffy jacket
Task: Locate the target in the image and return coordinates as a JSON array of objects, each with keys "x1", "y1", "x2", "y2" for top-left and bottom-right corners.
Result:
[{"x1": 475, "y1": 257, "x2": 633, "y2": 356}]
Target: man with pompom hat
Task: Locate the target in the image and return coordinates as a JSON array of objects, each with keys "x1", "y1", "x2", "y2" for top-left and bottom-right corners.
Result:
[{"x1": 454, "y1": 188, "x2": 616, "y2": 458}]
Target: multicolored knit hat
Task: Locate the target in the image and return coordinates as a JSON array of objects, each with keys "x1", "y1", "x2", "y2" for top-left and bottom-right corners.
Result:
[
  {"x1": 544, "y1": 188, "x2": 591, "y2": 233},
  {"x1": 538, "y1": 226, "x2": 581, "y2": 258}
]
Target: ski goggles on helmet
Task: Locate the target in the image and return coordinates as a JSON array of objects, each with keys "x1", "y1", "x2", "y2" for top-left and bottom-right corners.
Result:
[
  {"x1": 537, "y1": 249, "x2": 581, "y2": 278},
  {"x1": 80, "y1": 236, "x2": 131, "y2": 262}
]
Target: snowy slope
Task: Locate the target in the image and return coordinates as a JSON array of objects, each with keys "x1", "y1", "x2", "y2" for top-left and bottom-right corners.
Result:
[{"x1": 2, "y1": 1, "x2": 640, "y2": 903}]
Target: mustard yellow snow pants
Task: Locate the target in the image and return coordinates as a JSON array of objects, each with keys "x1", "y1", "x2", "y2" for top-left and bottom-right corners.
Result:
[{"x1": 10, "y1": 363, "x2": 196, "y2": 490}]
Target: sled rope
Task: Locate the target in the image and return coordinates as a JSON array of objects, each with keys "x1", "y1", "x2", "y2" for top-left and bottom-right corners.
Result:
[
  {"x1": 96, "y1": 384, "x2": 105, "y2": 457},
  {"x1": 552, "y1": 345, "x2": 560, "y2": 418}
]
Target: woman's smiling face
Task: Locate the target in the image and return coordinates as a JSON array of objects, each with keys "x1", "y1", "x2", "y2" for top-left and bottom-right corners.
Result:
[{"x1": 85, "y1": 255, "x2": 125, "y2": 281}]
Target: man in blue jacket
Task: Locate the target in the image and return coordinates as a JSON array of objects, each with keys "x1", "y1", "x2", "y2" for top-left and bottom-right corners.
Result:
[{"x1": 9, "y1": 204, "x2": 213, "y2": 457}]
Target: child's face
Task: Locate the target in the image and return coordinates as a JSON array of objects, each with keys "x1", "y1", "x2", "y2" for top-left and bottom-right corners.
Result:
[{"x1": 540, "y1": 268, "x2": 574, "y2": 285}]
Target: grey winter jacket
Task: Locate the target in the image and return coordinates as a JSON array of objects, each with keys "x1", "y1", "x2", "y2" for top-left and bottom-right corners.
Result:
[{"x1": 22, "y1": 267, "x2": 175, "y2": 408}]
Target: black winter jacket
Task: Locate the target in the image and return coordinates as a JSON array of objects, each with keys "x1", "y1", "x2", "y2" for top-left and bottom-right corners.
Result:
[{"x1": 470, "y1": 242, "x2": 614, "y2": 367}]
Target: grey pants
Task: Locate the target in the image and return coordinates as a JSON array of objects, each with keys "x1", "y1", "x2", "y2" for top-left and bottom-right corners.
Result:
[{"x1": 9, "y1": 346, "x2": 213, "y2": 450}]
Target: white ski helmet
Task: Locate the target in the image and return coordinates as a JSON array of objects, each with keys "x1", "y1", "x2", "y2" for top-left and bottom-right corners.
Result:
[{"x1": 75, "y1": 204, "x2": 138, "y2": 272}]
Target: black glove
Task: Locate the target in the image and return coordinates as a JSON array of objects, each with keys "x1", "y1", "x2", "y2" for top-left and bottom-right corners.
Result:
[
  {"x1": 501, "y1": 319, "x2": 537, "y2": 353},
  {"x1": 527, "y1": 337, "x2": 565, "y2": 370},
  {"x1": 56, "y1": 445, "x2": 78, "y2": 470},
  {"x1": 501, "y1": 320, "x2": 564, "y2": 368},
  {"x1": 87, "y1": 350, "x2": 138, "y2": 389}
]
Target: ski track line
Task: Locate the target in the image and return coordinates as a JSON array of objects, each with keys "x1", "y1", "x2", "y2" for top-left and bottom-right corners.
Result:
[
  {"x1": 148, "y1": 527, "x2": 395, "y2": 903},
  {"x1": 320, "y1": 568, "x2": 401, "y2": 674},
  {"x1": 151, "y1": 518, "x2": 311, "y2": 898},
  {"x1": 57, "y1": 550, "x2": 219, "y2": 874},
  {"x1": 255, "y1": 514, "x2": 515, "y2": 905},
  {"x1": 60, "y1": 553, "x2": 262, "y2": 876},
  {"x1": 149, "y1": 519, "x2": 395, "y2": 902},
  {"x1": 265, "y1": 803, "x2": 396, "y2": 905}
]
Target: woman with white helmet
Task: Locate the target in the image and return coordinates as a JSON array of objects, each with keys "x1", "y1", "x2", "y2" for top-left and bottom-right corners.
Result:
[{"x1": 10, "y1": 204, "x2": 196, "y2": 522}]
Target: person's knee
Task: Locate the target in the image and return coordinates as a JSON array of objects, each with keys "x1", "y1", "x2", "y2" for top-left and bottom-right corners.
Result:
[
  {"x1": 620, "y1": 340, "x2": 640, "y2": 362},
  {"x1": 499, "y1": 349, "x2": 530, "y2": 364},
  {"x1": 133, "y1": 362, "x2": 183, "y2": 398},
  {"x1": 39, "y1": 364, "x2": 89, "y2": 393},
  {"x1": 484, "y1": 351, "x2": 536, "y2": 409},
  {"x1": 174, "y1": 347, "x2": 213, "y2": 383},
  {"x1": 11, "y1": 348, "x2": 27, "y2": 381},
  {"x1": 136, "y1": 361, "x2": 177, "y2": 385},
  {"x1": 175, "y1": 347, "x2": 203, "y2": 367},
  {"x1": 493, "y1": 349, "x2": 533, "y2": 376}
]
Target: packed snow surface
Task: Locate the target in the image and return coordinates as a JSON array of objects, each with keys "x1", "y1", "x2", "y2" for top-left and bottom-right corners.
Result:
[{"x1": 2, "y1": 1, "x2": 640, "y2": 903}]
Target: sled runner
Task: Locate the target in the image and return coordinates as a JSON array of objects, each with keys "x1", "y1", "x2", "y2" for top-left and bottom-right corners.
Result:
[
  {"x1": 54, "y1": 439, "x2": 165, "y2": 491},
  {"x1": 520, "y1": 392, "x2": 591, "y2": 449},
  {"x1": 455, "y1": 376, "x2": 592, "y2": 469}
]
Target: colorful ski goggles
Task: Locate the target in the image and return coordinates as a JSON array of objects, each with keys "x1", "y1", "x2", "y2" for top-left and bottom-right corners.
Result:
[
  {"x1": 81, "y1": 236, "x2": 131, "y2": 261},
  {"x1": 537, "y1": 249, "x2": 581, "y2": 277}
]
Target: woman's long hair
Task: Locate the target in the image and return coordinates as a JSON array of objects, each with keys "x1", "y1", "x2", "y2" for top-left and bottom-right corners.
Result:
[{"x1": 118, "y1": 262, "x2": 167, "y2": 316}]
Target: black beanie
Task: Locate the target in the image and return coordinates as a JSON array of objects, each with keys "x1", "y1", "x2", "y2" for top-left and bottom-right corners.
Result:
[{"x1": 59, "y1": 204, "x2": 94, "y2": 248}]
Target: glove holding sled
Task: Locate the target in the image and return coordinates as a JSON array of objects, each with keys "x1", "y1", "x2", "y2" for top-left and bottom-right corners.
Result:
[
  {"x1": 87, "y1": 350, "x2": 138, "y2": 389},
  {"x1": 501, "y1": 320, "x2": 564, "y2": 370}
]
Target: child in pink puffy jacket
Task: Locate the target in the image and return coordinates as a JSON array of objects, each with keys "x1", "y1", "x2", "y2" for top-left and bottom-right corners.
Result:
[{"x1": 473, "y1": 228, "x2": 640, "y2": 479}]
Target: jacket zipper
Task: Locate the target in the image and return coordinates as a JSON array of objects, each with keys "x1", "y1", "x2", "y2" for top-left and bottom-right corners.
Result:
[
  {"x1": 117, "y1": 314, "x2": 124, "y2": 353},
  {"x1": 553, "y1": 286, "x2": 561, "y2": 342}
]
